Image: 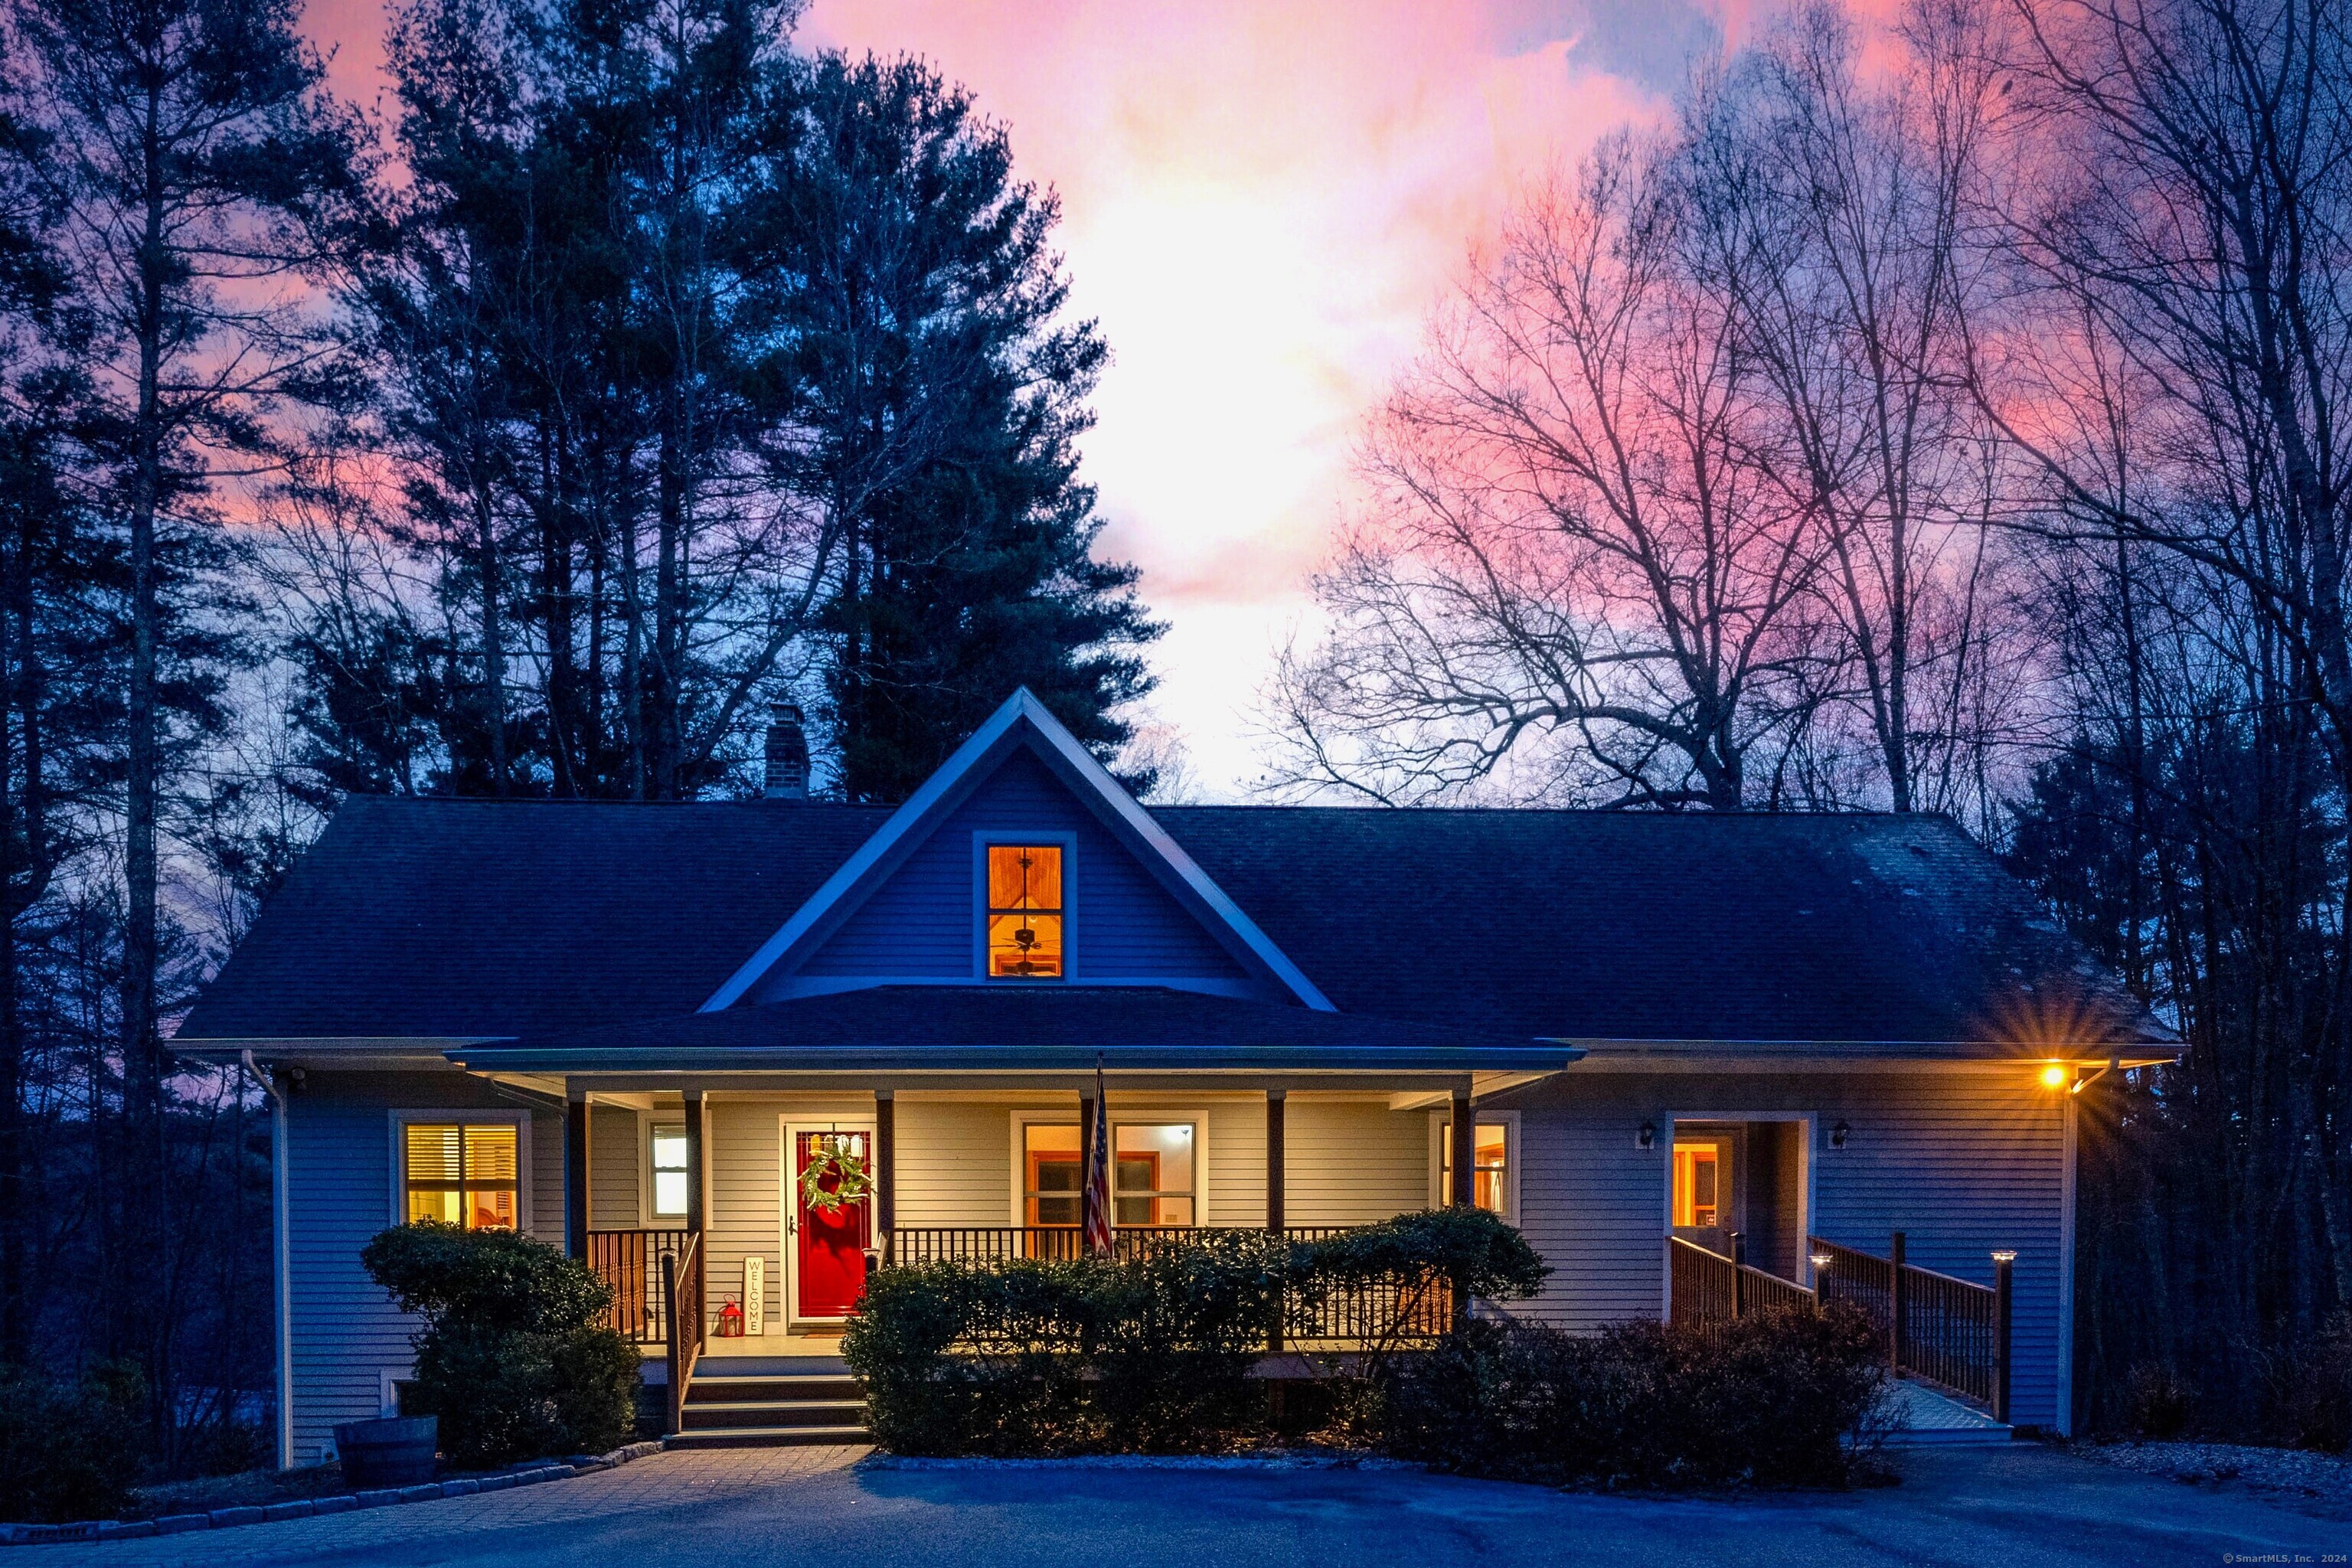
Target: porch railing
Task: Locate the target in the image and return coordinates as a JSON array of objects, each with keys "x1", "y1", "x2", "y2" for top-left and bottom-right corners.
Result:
[
  {"x1": 585, "y1": 1228, "x2": 694, "y2": 1344},
  {"x1": 887, "y1": 1224, "x2": 1454, "y2": 1349},
  {"x1": 1809, "y1": 1233, "x2": 2011, "y2": 1419},
  {"x1": 1667, "y1": 1234, "x2": 1815, "y2": 1329}
]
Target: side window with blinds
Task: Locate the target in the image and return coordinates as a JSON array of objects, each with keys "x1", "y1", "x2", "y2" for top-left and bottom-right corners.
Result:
[{"x1": 403, "y1": 1122, "x2": 520, "y2": 1230}]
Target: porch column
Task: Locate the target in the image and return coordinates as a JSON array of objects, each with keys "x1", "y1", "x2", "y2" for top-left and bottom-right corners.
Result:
[
  {"x1": 875, "y1": 1090, "x2": 897, "y2": 1263},
  {"x1": 1264, "y1": 1090, "x2": 1286, "y2": 1230},
  {"x1": 683, "y1": 1088, "x2": 706, "y2": 1238},
  {"x1": 564, "y1": 1080, "x2": 590, "y2": 1257},
  {"x1": 1449, "y1": 1088, "x2": 1476, "y2": 1209}
]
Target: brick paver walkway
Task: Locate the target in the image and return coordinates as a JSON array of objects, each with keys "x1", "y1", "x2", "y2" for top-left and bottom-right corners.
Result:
[{"x1": 30, "y1": 1446, "x2": 871, "y2": 1566}]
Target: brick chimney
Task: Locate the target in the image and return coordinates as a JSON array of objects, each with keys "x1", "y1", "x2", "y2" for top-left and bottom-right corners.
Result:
[{"x1": 763, "y1": 702, "x2": 809, "y2": 801}]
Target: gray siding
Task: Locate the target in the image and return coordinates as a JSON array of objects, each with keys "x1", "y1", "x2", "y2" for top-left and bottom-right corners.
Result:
[
  {"x1": 282, "y1": 1071, "x2": 561, "y2": 1466},
  {"x1": 1494, "y1": 1068, "x2": 2071, "y2": 1431},
  {"x1": 790, "y1": 750, "x2": 1261, "y2": 988},
  {"x1": 589, "y1": 1103, "x2": 641, "y2": 1228}
]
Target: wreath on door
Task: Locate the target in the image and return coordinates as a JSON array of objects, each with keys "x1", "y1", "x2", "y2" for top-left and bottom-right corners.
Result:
[{"x1": 797, "y1": 1138, "x2": 874, "y2": 1214}]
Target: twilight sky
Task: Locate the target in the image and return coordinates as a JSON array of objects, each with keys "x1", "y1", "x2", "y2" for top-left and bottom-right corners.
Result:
[{"x1": 305, "y1": 0, "x2": 1736, "y2": 795}]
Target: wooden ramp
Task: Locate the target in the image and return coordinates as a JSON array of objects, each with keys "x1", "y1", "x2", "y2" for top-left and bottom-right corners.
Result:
[{"x1": 1881, "y1": 1377, "x2": 2011, "y2": 1446}]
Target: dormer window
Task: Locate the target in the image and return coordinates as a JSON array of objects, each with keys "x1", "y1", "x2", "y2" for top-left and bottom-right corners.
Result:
[{"x1": 986, "y1": 844, "x2": 1064, "y2": 978}]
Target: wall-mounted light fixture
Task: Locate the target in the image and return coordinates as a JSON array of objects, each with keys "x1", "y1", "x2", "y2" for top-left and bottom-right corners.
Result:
[
  {"x1": 1636, "y1": 1121, "x2": 1656, "y2": 1151},
  {"x1": 2039, "y1": 1061, "x2": 2069, "y2": 1089},
  {"x1": 1828, "y1": 1119, "x2": 1851, "y2": 1149},
  {"x1": 1808, "y1": 1251, "x2": 1834, "y2": 1272},
  {"x1": 2070, "y1": 1057, "x2": 2121, "y2": 1095}
]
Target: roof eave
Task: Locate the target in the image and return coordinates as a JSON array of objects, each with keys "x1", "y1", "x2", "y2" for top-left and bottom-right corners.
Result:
[{"x1": 445, "y1": 1044, "x2": 1583, "y2": 1075}]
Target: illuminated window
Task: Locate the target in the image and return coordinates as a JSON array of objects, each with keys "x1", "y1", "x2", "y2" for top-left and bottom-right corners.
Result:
[
  {"x1": 1019, "y1": 1121, "x2": 1196, "y2": 1228},
  {"x1": 986, "y1": 844, "x2": 1063, "y2": 978},
  {"x1": 1114, "y1": 1123, "x2": 1195, "y2": 1227},
  {"x1": 403, "y1": 1122, "x2": 518, "y2": 1230},
  {"x1": 1441, "y1": 1122, "x2": 1511, "y2": 1215},
  {"x1": 1673, "y1": 1139, "x2": 1728, "y2": 1228},
  {"x1": 650, "y1": 1125, "x2": 688, "y2": 1218},
  {"x1": 1024, "y1": 1123, "x2": 1082, "y2": 1227}
]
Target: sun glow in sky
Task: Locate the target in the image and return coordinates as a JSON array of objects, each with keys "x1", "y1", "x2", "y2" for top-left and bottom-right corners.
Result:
[{"x1": 305, "y1": 0, "x2": 1727, "y2": 794}]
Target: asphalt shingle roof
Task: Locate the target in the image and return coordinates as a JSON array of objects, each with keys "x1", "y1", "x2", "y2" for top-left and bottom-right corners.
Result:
[
  {"x1": 178, "y1": 796, "x2": 2161, "y2": 1053},
  {"x1": 450, "y1": 986, "x2": 1579, "y2": 1072}
]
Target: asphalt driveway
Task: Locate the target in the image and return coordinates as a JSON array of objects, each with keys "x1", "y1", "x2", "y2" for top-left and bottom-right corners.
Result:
[{"x1": 29, "y1": 1442, "x2": 2349, "y2": 1566}]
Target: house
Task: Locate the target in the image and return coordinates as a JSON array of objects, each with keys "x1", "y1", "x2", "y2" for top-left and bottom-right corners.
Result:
[{"x1": 176, "y1": 690, "x2": 2176, "y2": 1465}]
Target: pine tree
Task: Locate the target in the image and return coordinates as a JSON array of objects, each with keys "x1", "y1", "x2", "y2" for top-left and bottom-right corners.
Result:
[
  {"x1": 7, "y1": 0, "x2": 365, "y2": 1431},
  {"x1": 773, "y1": 54, "x2": 1158, "y2": 802}
]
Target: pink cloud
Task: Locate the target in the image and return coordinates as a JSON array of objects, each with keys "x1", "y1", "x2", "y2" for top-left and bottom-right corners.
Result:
[
  {"x1": 807, "y1": 1, "x2": 1671, "y2": 789},
  {"x1": 294, "y1": 0, "x2": 1692, "y2": 792}
]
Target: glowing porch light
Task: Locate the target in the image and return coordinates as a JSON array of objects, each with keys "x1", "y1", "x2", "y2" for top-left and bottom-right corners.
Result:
[{"x1": 2039, "y1": 1062, "x2": 2069, "y2": 1089}]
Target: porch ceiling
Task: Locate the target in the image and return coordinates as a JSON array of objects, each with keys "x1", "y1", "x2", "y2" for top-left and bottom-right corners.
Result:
[{"x1": 443, "y1": 985, "x2": 1581, "y2": 1080}]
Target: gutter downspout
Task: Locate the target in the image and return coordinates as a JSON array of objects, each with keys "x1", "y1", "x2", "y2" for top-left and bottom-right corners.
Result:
[{"x1": 244, "y1": 1051, "x2": 294, "y2": 1471}]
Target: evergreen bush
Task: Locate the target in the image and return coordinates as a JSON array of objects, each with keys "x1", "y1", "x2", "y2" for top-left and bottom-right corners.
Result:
[
  {"x1": 844, "y1": 1212, "x2": 1548, "y2": 1456},
  {"x1": 361, "y1": 1222, "x2": 639, "y2": 1468},
  {"x1": 1382, "y1": 1302, "x2": 1888, "y2": 1489},
  {"x1": 0, "y1": 1362, "x2": 146, "y2": 1524}
]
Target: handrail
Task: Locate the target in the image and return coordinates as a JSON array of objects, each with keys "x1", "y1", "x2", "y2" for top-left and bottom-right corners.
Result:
[
  {"x1": 1668, "y1": 1234, "x2": 1815, "y2": 1329},
  {"x1": 662, "y1": 1232, "x2": 703, "y2": 1436},
  {"x1": 1808, "y1": 1232, "x2": 2011, "y2": 1418}
]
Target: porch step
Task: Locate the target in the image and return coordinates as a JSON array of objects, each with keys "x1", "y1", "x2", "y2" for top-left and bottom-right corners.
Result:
[
  {"x1": 683, "y1": 1398, "x2": 867, "y2": 1431},
  {"x1": 691, "y1": 1375, "x2": 861, "y2": 1404},
  {"x1": 676, "y1": 1356, "x2": 869, "y2": 1449},
  {"x1": 668, "y1": 1425, "x2": 872, "y2": 1449}
]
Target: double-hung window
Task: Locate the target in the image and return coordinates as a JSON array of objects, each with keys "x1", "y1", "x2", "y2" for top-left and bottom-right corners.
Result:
[
  {"x1": 403, "y1": 1122, "x2": 519, "y2": 1230},
  {"x1": 985, "y1": 844, "x2": 1063, "y2": 978},
  {"x1": 649, "y1": 1125, "x2": 688, "y2": 1220}
]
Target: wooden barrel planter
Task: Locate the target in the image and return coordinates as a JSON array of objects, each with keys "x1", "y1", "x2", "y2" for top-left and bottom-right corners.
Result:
[{"x1": 334, "y1": 1416, "x2": 439, "y2": 1487}]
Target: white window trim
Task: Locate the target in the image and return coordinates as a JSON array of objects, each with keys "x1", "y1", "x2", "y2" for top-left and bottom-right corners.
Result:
[
  {"x1": 973, "y1": 831, "x2": 1078, "y2": 982},
  {"x1": 642, "y1": 1112, "x2": 689, "y2": 1223},
  {"x1": 1428, "y1": 1109, "x2": 1521, "y2": 1223},
  {"x1": 1008, "y1": 1110, "x2": 1207, "y2": 1226},
  {"x1": 387, "y1": 1108, "x2": 533, "y2": 1232}
]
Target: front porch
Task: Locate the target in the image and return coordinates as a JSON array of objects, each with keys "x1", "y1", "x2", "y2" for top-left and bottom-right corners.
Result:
[{"x1": 537, "y1": 1073, "x2": 1516, "y2": 1438}]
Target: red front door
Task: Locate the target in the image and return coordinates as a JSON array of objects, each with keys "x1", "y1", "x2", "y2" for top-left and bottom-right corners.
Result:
[{"x1": 793, "y1": 1130, "x2": 871, "y2": 1319}]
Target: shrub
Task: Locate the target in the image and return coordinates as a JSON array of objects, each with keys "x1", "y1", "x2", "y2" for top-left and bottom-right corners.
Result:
[
  {"x1": 0, "y1": 1363, "x2": 145, "y2": 1524},
  {"x1": 1290, "y1": 1208, "x2": 1550, "y2": 1309},
  {"x1": 2253, "y1": 1312, "x2": 2352, "y2": 1452},
  {"x1": 361, "y1": 1223, "x2": 639, "y2": 1468},
  {"x1": 2119, "y1": 1361, "x2": 2196, "y2": 1440},
  {"x1": 845, "y1": 1233, "x2": 1288, "y2": 1456},
  {"x1": 1383, "y1": 1302, "x2": 1888, "y2": 1490},
  {"x1": 846, "y1": 1215, "x2": 1548, "y2": 1457}
]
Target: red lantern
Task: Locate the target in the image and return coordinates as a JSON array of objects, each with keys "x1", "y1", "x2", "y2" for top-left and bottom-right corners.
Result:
[{"x1": 717, "y1": 1295, "x2": 744, "y2": 1337}]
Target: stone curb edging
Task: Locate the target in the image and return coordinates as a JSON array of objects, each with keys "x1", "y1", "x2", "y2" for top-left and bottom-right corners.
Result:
[{"x1": 0, "y1": 1442, "x2": 666, "y2": 1547}]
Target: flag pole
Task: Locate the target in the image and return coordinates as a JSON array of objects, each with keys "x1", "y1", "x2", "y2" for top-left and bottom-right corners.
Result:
[{"x1": 1083, "y1": 1053, "x2": 1112, "y2": 1257}]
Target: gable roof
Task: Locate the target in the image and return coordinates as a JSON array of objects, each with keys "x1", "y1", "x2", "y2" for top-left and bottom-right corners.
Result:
[
  {"x1": 701, "y1": 690, "x2": 1331, "y2": 1011},
  {"x1": 179, "y1": 790, "x2": 2167, "y2": 1055}
]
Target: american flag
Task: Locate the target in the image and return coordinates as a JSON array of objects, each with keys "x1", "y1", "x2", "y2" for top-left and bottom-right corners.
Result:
[{"x1": 1081, "y1": 1061, "x2": 1112, "y2": 1257}]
